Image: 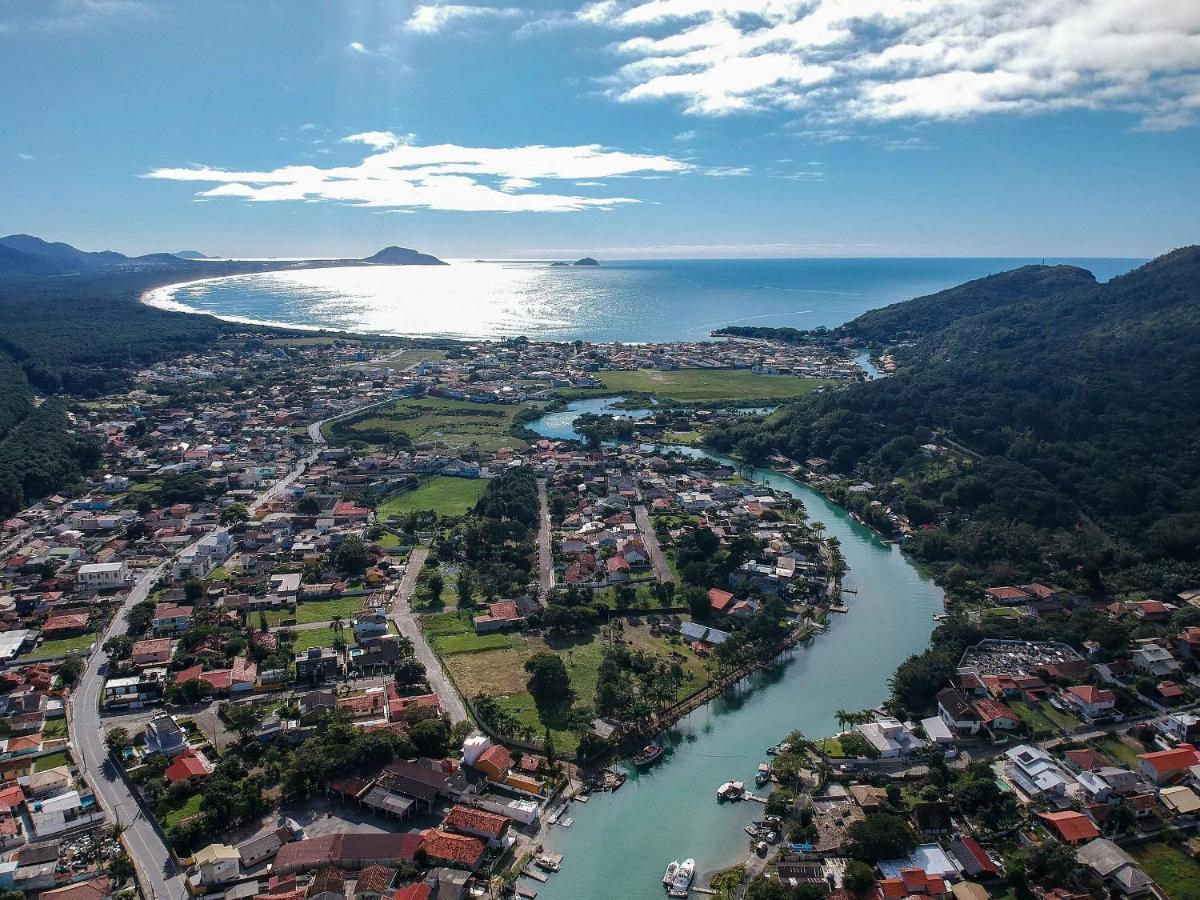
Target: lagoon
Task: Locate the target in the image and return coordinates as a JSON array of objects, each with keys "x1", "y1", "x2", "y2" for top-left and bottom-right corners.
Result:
[{"x1": 525, "y1": 404, "x2": 944, "y2": 898}]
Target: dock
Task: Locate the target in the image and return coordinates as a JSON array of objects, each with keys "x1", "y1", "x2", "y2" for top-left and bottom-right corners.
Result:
[
  {"x1": 522, "y1": 869, "x2": 548, "y2": 884},
  {"x1": 516, "y1": 886, "x2": 538, "y2": 899}
]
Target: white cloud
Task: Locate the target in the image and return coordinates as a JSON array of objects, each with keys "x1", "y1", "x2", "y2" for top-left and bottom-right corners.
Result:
[
  {"x1": 17, "y1": 153, "x2": 35, "y2": 162},
  {"x1": 347, "y1": 41, "x2": 367, "y2": 54},
  {"x1": 404, "y1": 4, "x2": 521, "y2": 34},
  {"x1": 144, "y1": 134, "x2": 693, "y2": 214},
  {"x1": 706, "y1": 165, "x2": 751, "y2": 176},
  {"x1": 581, "y1": 0, "x2": 1200, "y2": 130},
  {"x1": 0, "y1": 0, "x2": 152, "y2": 34}
]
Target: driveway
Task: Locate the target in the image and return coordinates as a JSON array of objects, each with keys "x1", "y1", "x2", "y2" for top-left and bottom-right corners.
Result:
[
  {"x1": 389, "y1": 547, "x2": 468, "y2": 723},
  {"x1": 536, "y1": 478, "x2": 555, "y2": 596},
  {"x1": 635, "y1": 505, "x2": 673, "y2": 584}
]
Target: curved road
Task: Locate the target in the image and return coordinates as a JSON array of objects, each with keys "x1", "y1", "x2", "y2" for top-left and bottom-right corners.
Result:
[{"x1": 69, "y1": 400, "x2": 382, "y2": 900}]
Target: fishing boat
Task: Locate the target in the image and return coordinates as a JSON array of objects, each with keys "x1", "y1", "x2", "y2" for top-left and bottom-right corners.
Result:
[
  {"x1": 633, "y1": 744, "x2": 664, "y2": 767},
  {"x1": 716, "y1": 780, "x2": 745, "y2": 802},
  {"x1": 662, "y1": 860, "x2": 679, "y2": 887},
  {"x1": 755, "y1": 762, "x2": 772, "y2": 786},
  {"x1": 667, "y1": 858, "x2": 695, "y2": 897},
  {"x1": 766, "y1": 741, "x2": 791, "y2": 756}
]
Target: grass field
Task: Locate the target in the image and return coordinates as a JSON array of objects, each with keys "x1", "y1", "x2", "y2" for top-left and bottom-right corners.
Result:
[
  {"x1": 348, "y1": 396, "x2": 528, "y2": 450},
  {"x1": 422, "y1": 612, "x2": 511, "y2": 655},
  {"x1": 24, "y1": 633, "x2": 97, "y2": 658},
  {"x1": 162, "y1": 791, "x2": 205, "y2": 827},
  {"x1": 1132, "y1": 843, "x2": 1200, "y2": 900},
  {"x1": 266, "y1": 596, "x2": 366, "y2": 627},
  {"x1": 381, "y1": 348, "x2": 447, "y2": 368},
  {"x1": 288, "y1": 626, "x2": 341, "y2": 653},
  {"x1": 35, "y1": 750, "x2": 70, "y2": 771},
  {"x1": 1093, "y1": 734, "x2": 1143, "y2": 769},
  {"x1": 564, "y1": 368, "x2": 829, "y2": 403},
  {"x1": 42, "y1": 718, "x2": 67, "y2": 739},
  {"x1": 377, "y1": 477, "x2": 488, "y2": 519}
]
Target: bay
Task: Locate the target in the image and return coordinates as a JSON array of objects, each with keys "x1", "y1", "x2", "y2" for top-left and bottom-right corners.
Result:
[{"x1": 148, "y1": 257, "x2": 1143, "y2": 341}]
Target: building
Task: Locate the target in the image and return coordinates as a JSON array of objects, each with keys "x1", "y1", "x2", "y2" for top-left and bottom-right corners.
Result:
[
  {"x1": 102, "y1": 670, "x2": 165, "y2": 710},
  {"x1": 1130, "y1": 645, "x2": 1180, "y2": 677},
  {"x1": 854, "y1": 717, "x2": 924, "y2": 759},
  {"x1": 1004, "y1": 744, "x2": 1075, "y2": 799},
  {"x1": 75, "y1": 562, "x2": 129, "y2": 591},
  {"x1": 166, "y1": 748, "x2": 214, "y2": 784},
  {"x1": 936, "y1": 688, "x2": 981, "y2": 735},
  {"x1": 151, "y1": 603, "x2": 193, "y2": 636},
  {"x1": 296, "y1": 647, "x2": 340, "y2": 683},
  {"x1": 192, "y1": 843, "x2": 241, "y2": 885},
  {"x1": 131, "y1": 637, "x2": 175, "y2": 667},
  {"x1": 1137, "y1": 744, "x2": 1200, "y2": 785},
  {"x1": 144, "y1": 714, "x2": 187, "y2": 756},
  {"x1": 29, "y1": 790, "x2": 104, "y2": 837},
  {"x1": 417, "y1": 831, "x2": 485, "y2": 872},
  {"x1": 1075, "y1": 839, "x2": 1153, "y2": 897},
  {"x1": 441, "y1": 805, "x2": 511, "y2": 846},
  {"x1": 1037, "y1": 811, "x2": 1100, "y2": 845},
  {"x1": 1063, "y1": 685, "x2": 1116, "y2": 720}
]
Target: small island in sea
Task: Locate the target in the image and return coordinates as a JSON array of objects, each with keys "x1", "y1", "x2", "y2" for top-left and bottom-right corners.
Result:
[{"x1": 363, "y1": 245, "x2": 447, "y2": 266}]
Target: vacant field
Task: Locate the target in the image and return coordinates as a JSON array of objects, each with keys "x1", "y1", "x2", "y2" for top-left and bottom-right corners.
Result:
[
  {"x1": 265, "y1": 336, "x2": 339, "y2": 347},
  {"x1": 1093, "y1": 734, "x2": 1143, "y2": 769},
  {"x1": 377, "y1": 477, "x2": 488, "y2": 519},
  {"x1": 566, "y1": 368, "x2": 829, "y2": 403},
  {"x1": 1132, "y1": 843, "x2": 1200, "y2": 900},
  {"x1": 42, "y1": 718, "x2": 67, "y2": 739},
  {"x1": 381, "y1": 348, "x2": 447, "y2": 369},
  {"x1": 162, "y1": 791, "x2": 205, "y2": 827},
  {"x1": 422, "y1": 611, "x2": 511, "y2": 655},
  {"x1": 349, "y1": 396, "x2": 528, "y2": 450},
  {"x1": 24, "y1": 633, "x2": 97, "y2": 659},
  {"x1": 288, "y1": 626, "x2": 341, "y2": 653},
  {"x1": 265, "y1": 596, "x2": 368, "y2": 627}
]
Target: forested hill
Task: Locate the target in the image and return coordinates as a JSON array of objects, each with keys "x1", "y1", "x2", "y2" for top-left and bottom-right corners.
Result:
[
  {"x1": 706, "y1": 246, "x2": 1200, "y2": 595},
  {"x1": 839, "y1": 264, "x2": 1097, "y2": 344}
]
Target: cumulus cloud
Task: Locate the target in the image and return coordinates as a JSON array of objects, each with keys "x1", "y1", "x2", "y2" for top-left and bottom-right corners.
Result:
[
  {"x1": 581, "y1": 0, "x2": 1200, "y2": 129},
  {"x1": 144, "y1": 134, "x2": 693, "y2": 213},
  {"x1": 404, "y1": 4, "x2": 521, "y2": 34},
  {"x1": 0, "y1": 0, "x2": 152, "y2": 33}
]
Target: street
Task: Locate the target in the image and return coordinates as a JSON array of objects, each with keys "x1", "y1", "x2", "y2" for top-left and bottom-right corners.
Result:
[
  {"x1": 635, "y1": 505, "x2": 673, "y2": 584},
  {"x1": 536, "y1": 478, "x2": 554, "y2": 596}
]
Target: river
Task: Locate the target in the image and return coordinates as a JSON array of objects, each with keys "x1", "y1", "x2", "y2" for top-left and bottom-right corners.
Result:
[{"x1": 524, "y1": 403, "x2": 944, "y2": 898}]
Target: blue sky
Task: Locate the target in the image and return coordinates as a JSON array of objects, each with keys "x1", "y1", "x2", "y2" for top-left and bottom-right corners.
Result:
[{"x1": 2, "y1": 0, "x2": 1198, "y2": 258}]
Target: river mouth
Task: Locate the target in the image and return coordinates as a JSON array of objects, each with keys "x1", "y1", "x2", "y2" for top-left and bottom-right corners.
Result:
[{"x1": 524, "y1": 399, "x2": 943, "y2": 899}]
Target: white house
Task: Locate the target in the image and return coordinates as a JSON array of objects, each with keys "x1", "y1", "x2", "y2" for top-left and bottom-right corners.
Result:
[
  {"x1": 192, "y1": 843, "x2": 240, "y2": 885},
  {"x1": 30, "y1": 791, "x2": 104, "y2": 837},
  {"x1": 1063, "y1": 685, "x2": 1117, "y2": 720},
  {"x1": 1004, "y1": 744, "x2": 1076, "y2": 799},
  {"x1": 75, "y1": 561, "x2": 129, "y2": 591}
]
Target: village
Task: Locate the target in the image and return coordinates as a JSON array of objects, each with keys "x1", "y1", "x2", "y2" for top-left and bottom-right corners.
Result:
[{"x1": 0, "y1": 330, "x2": 1198, "y2": 900}]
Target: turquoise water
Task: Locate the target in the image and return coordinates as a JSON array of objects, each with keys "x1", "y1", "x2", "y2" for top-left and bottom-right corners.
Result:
[
  {"x1": 526, "y1": 405, "x2": 944, "y2": 898},
  {"x1": 149, "y1": 257, "x2": 1143, "y2": 341}
]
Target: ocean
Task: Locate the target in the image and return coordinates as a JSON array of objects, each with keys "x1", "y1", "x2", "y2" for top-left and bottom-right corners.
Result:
[{"x1": 146, "y1": 257, "x2": 1144, "y2": 342}]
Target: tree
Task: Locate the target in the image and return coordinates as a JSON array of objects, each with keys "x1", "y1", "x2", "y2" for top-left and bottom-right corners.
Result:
[
  {"x1": 456, "y1": 569, "x2": 475, "y2": 607},
  {"x1": 297, "y1": 497, "x2": 321, "y2": 516},
  {"x1": 683, "y1": 585, "x2": 710, "y2": 620},
  {"x1": 846, "y1": 813, "x2": 918, "y2": 862},
  {"x1": 524, "y1": 652, "x2": 570, "y2": 708},
  {"x1": 103, "y1": 634, "x2": 133, "y2": 660},
  {"x1": 410, "y1": 718, "x2": 451, "y2": 757},
  {"x1": 425, "y1": 572, "x2": 445, "y2": 604},
  {"x1": 395, "y1": 659, "x2": 427, "y2": 687},
  {"x1": 843, "y1": 861, "x2": 877, "y2": 897},
  {"x1": 57, "y1": 656, "x2": 84, "y2": 687},
  {"x1": 105, "y1": 727, "x2": 130, "y2": 756},
  {"x1": 184, "y1": 579, "x2": 204, "y2": 603},
  {"x1": 220, "y1": 503, "x2": 249, "y2": 525},
  {"x1": 222, "y1": 702, "x2": 264, "y2": 742},
  {"x1": 335, "y1": 535, "x2": 370, "y2": 577}
]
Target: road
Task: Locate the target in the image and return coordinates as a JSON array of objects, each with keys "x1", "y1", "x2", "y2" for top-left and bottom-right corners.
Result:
[
  {"x1": 388, "y1": 546, "x2": 468, "y2": 723},
  {"x1": 634, "y1": 505, "x2": 673, "y2": 584},
  {"x1": 536, "y1": 478, "x2": 555, "y2": 597},
  {"x1": 67, "y1": 404, "x2": 368, "y2": 900}
]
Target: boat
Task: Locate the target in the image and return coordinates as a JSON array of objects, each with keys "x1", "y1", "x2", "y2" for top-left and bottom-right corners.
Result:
[
  {"x1": 633, "y1": 743, "x2": 665, "y2": 767},
  {"x1": 560, "y1": 817, "x2": 574, "y2": 828},
  {"x1": 766, "y1": 741, "x2": 791, "y2": 756},
  {"x1": 662, "y1": 860, "x2": 679, "y2": 887},
  {"x1": 755, "y1": 762, "x2": 772, "y2": 786},
  {"x1": 535, "y1": 852, "x2": 563, "y2": 872},
  {"x1": 717, "y1": 780, "x2": 745, "y2": 802},
  {"x1": 667, "y1": 858, "x2": 695, "y2": 897}
]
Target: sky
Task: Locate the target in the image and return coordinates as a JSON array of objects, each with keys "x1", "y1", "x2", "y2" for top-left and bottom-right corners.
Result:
[{"x1": 1, "y1": 0, "x2": 1198, "y2": 259}]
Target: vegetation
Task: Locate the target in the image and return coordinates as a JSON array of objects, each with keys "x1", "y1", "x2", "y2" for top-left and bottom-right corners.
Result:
[
  {"x1": 566, "y1": 367, "x2": 828, "y2": 403},
  {"x1": 376, "y1": 476, "x2": 488, "y2": 519},
  {"x1": 333, "y1": 395, "x2": 527, "y2": 450},
  {"x1": 1131, "y1": 842, "x2": 1200, "y2": 900}
]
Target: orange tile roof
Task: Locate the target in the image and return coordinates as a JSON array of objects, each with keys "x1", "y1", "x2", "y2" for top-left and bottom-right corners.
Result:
[
  {"x1": 1139, "y1": 744, "x2": 1200, "y2": 773},
  {"x1": 443, "y1": 804, "x2": 510, "y2": 839},
  {"x1": 417, "y1": 830, "x2": 485, "y2": 867},
  {"x1": 1037, "y1": 811, "x2": 1100, "y2": 844}
]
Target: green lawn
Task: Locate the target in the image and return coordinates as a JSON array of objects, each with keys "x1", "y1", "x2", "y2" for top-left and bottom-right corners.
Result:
[
  {"x1": 268, "y1": 596, "x2": 366, "y2": 626},
  {"x1": 35, "y1": 751, "x2": 70, "y2": 771},
  {"x1": 1093, "y1": 734, "x2": 1143, "y2": 769},
  {"x1": 1132, "y1": 843, "x2": 1200, "y2": 900},
  {"x1": 422, "y1": 612, "x2": 511, "y2": 655},
  {"x1": 1038, "y1": 702, "x2": 1082, "y2": 730},
  {"x1": 288, "y1": 626, "x2": 342, "y2": 653},
  {"x1": 381, "y1": 348, "x2": 446, "y2": 368},
  {"x1": 815, "y1": 737, "x2": 846, "y2": 757},
  {"x1": 377, "y1": 477, "x2": 489, "y2": 519},
  {"x1": 565, "y1": 368, "x2": 829, "y2": 403},
  {"x1": 347, "y1": 396, "x2": 529, "y2": 451},
  {"x1": 41, "y1": 718, "x2": 67, "y2": 739},
  {"x1": 24, "y1": 632, "x2": 97, "y2": 658},
  {"x1": 162, "y1": 791, "x2": 205, "y2": 827}
]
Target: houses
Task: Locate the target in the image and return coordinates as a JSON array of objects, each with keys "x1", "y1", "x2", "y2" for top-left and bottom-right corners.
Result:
[
  {"x1": 74, "y1": 562, "x2": 129, "y2": 591},
  {"x1": 1137, "y1": 744, "x2": 1200, "y2": 785},
  {"x1": 131, "y1": 637, "x2": 175, "y2": 667},
  {"x1": 471, "y1": 601, "x2": 523, "y2": 635},
  {"x1": 150, "y1": 603, "x2": 192, "y2": 637},
  {"x1": 144, "y1": 714, "x2": 188, "y2": 756},
  {"x1": 1129, "y1": 644, "x2": 1180, "y2": 677},
  {"x1": 191, "y1": 843, "x2": 241, "y2": 886},
  {"x1": 441, "y1": 805, "x2": 511, "y2": 846},
  {"x1": 417, "y1": 831, "x2": 486, "y2": 872},
  {"x1": 1063, "y1": 685, "x2": 1116, "y2": 720},
  {"x1": 1075, "y1": 839, "x2": 1153, "y2": 897},
  {"x1": 166, "y1": 748, "x2": 214, "y2": 785},
  {"x1": 936, "y1": 688, "x2": 981, "y2": 736},
  {"x1": 854, "y1": 717, "x2": 925, "y2": 759},
  {"x1": 1003, "y1": 744, "x2": 1076, "y2": 799},
  {"x1": 101, "y1": 670, "x2": 165, "y2": 710},
  {"x1": 296, "y1": 647, "x2": 340, "y2": 683},
  {"x1": 1037, "y1": 811, "x2": 1100, "y2": 845},
  {"x1": 29, "y1": 790, "x2": 103, "y2": 838}
]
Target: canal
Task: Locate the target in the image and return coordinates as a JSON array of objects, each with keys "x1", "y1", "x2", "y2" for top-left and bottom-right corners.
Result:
[{"x1": 525, "y1": 401, "x2": 944, "y2": 898}]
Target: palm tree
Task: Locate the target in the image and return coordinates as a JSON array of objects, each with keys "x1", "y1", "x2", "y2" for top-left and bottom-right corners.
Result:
[
  {"x1": 330, "y1": 614, "x2": 345, "y2": 635},
  {"x1": 396, "y1": 635, "x2": 415, "y2": 657},
  {"x1": 835, "y1": 709, "x2": 850, "y2": 734}
]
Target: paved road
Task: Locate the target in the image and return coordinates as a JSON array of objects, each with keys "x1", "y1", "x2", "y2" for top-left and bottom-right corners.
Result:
[
  {"x1": 67, "y1": 406, "x2": 363, "y2": 900},
  {"x1": 388, "y1": 546, "x2": 468, "y2": 723},
  {"x1": 634, "y1": 505, "x2": 673, "y2": 584},
  {"x1": 536, "y1": 479, "x2": 554, "y2": 597}
]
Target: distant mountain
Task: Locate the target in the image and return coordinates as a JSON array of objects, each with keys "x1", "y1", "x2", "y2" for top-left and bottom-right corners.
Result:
[
  {"x1": 0, "y1": 243, "x2": 70, "y2": 276},
  {"x1": 573, "y1": 257, "x2": 599, "y2": 266},
  {"x1": 0, "y1": 233, "x2": 128, "y2": 270},
  {"x1": 173, "y1": 250, "x2": 214, "y2": 260},
  {"x1": 549, "y1": 261, "x2": 570, "y2": 267},
  {"x1": 363, "y1": 246, "x2": 447, "y2": 266}
]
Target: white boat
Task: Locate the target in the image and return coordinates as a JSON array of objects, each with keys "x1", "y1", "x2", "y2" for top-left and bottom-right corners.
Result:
[
  {"x1": 716, "y1": 780, "x2": 745, "y2": 801},
  {"x1": 668, "y1": 858, "x2": 695, "y2": 897},
  {"x1": 662, "y1": 860, "x2": 679, "y2": 887}
]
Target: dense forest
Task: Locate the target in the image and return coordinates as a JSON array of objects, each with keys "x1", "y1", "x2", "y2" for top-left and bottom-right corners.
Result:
[{"x1": 707, "y1": 247, "x2": 1200, "y2": 594}]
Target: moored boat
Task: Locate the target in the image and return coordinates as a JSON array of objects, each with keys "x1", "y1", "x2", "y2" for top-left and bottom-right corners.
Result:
[
  {"x1": 633, "y1": 743, "x2": 664, "y2": 767},
  {"x1": 668, "y1": 858, "x2": 695, "y2": 897},
  {"x1": 662, "y1": 860, "x2": 679, "y2": 887},
  {"x1": 716, "y1": 780, "x2": 745, "y2": 802}
]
